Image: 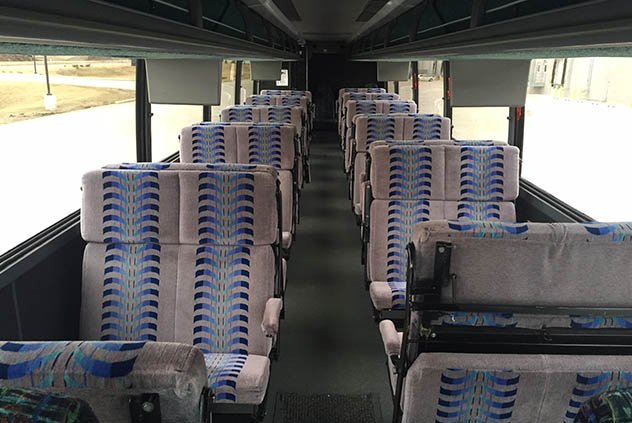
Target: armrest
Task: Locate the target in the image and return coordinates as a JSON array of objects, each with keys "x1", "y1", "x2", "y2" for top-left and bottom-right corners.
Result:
[
  {"x1": 379, "y1": 320, "x2": 402, "y2": 357},
  {"x1": 262, "y1": 298, "x2": 284, "y2": 337}
]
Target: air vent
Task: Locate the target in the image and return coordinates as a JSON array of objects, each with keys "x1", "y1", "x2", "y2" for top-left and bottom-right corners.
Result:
[
  {"x1": 272, "y1": 0, "x2": 302, "y2": 21},
  {"x1": 356, "y1": 0, "x2": 389, "y2": 22}
]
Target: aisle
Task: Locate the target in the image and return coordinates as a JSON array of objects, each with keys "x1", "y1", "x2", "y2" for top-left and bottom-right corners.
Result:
[{"x1": 263, "y1": 130, "x2": 392, "y2": 422}]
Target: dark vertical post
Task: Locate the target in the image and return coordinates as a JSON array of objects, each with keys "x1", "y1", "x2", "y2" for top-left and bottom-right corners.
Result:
[
  {"x1": 411, "y1": 61, "x2": 419, "y2": 106},
  {"x1": 394, "y1": 81, "x2": 400, "y2": 94},
  {"x1": 189, "y1": 0, "x2": 203, "y2": 26},
  {"x1": 508, "y1": 106, "x2": 525, "y2": 175},
  {"x1": 189, "y1": 0, "x2": 212, "y2": 121},
  {"x1": 234, "y1": 60, "x2": 243, "y2": 104},
  {"x1": 135, "y1": 59, "x2": 152, "y2": 162},
  {"x1": 305, "y1": 44, "x2": 309, "y2": 91},
  {"x1": 43, "y1": 55, "x2": 51, "y2": 95},
  {"x1": 32, "y1": 55, "x2": 37, "y2": 74},
  {"x1": 254, "y1": 80, "x2": 260, "y2": 95},
  {"x1": 443, "y1": 61, "x2": 453, "y2": 120},
  {"x1": 471, "y1": 0, "x2": 488, "y2": 28}
]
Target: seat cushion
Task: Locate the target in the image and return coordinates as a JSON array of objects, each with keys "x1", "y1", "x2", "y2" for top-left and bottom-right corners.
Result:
[
  {"x1": 369, "y1": 281, "x2": 406, "y2": 311},
  {"x1": 205, "y1": 353, "x2": 270, "y2": 405}
]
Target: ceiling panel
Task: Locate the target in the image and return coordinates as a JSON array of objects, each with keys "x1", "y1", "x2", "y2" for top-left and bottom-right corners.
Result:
[{"x1": 287, "y1": 0, "x2": 376, "y2": 40}]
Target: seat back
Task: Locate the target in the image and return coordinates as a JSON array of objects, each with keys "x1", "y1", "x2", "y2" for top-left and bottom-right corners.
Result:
[
  {"x1": 245, "y1": 95, "x2": 273, "y2": 106},
  {"x1": 368, "y1": 143, "x2": 519, "y2": 292},
  {"x1": 261, "y1": 89, "x2": 312, "y2": 102},
  {"x1": 180, "y1": 123, "x2": 238, "y2": 164},
  {"x1": 81, "y1": 164, "x2": 280, "y2": 350},
  {"x1": 220, "y1": 105, "x2": 260, "y2": 122},
  {"x1": 401, "y1": 114, "x2": 452, "y2": 140},
  {"x1": 412, "y1": 221, "x2": 632, "y2": 308},
  {"x1": 402, "y1": 352, "x2": 632, "y2": 423}
]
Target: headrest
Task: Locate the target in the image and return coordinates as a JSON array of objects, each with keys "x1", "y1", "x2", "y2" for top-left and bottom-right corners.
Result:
[
  {"x1": 378, "y1": 100, "x2": 417, "y2": 114},
  {"x1": 354, "y1": 114, "x2": 405, "y2": 151},
  {"x1": 444, "y1": 144, "x2": 520, "y2": 202},
  {"x1": 235, "y1": 123, "x2": 296, "y2": 170},
  {"x1": 368, "y1": 142, "x2": 519, "y2": 201},
  {"x1": 346, "y1": 100, "x2": 379, "y2": 126},
  {"x1": 83, "y1": 165, "x2": 279, "y2": 246},
  {"x1": 220, "y1": 106, "x2": 259, "y2": 122},
  {"x1": 369, "y1": 142, "x2": 445, "y2": 200},
  {"x1": 279, "y1": 95, "x2": 308, "y2": 108},
  {"x1": 178, "y1": 164, "x2": 278, "y2": 245},
  {"x1": 180, "y1": 123, "x2": 237, "y2": 164},
  {"x1": 412, "y1": 221, "x2": 632, "y2": 307},
  {"x1": 260, "y1": 106, "x2": 303, "y2": 130},
  {"x1": 81, "y1": 169, "x2": 180, "y2": 244},
  {"x1": 245, "y1": 95, "x2": 273, "y2": 106},
  {"x1": 401, "y1": 114, "x2": 451, "y2": 140}
]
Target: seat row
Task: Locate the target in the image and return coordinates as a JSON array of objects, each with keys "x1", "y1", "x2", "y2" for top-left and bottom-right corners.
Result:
[
  {"x1": 336, "y1": 88, "x2": 632, "y2": 422},
  {"x1": 383, "y1": 220, "x2": 632, "y2": 422},
  {"x1": 0, "y1": 163, "x2": 284, "y2": 421},
  {"x1": 0, "y1": 89, "x2": 316, "y2": 422}
]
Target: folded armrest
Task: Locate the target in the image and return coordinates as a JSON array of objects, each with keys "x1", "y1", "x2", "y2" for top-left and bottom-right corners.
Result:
[
  {"x1": 262, "y1": 298, "x2": 284, "y2": 337},
  {"x1": 379, "y1": 320, "x2": 402, "y2": 357},
  {"x1": 0, "y1": 341, "x2": 207, "y2": 421}
]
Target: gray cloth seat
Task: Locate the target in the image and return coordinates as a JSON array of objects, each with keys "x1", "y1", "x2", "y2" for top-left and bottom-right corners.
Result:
[
  {"x1": 180, "y1": 123, "x2": 298, "y2": 251},
  {"x1": 365, "y1": 142, "x2": 519, "y2": 314},
  {"x1": 337, "y1": 88, "x2": 387, "y2": 136},
  {"x1": 0, "y1": 164, "x2": 284, "y2": 420},
  {"x1": 343, "y1": 100, "x2": 417, "y2": 156},
  {"x1": 385, "y1": 220, "x2": 632, "y2": 423},
  {"x1": 350, "y1": 114, "x2": 452, "y2": 216},
  {"x1": 338, "y1": 92, "x2": 400, "y2": 143},
  {"x1": 221, "y1": 105, "x2": 307, "y2": 189}
]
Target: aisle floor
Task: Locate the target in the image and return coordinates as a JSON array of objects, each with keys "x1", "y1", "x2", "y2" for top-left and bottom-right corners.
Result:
[{"x1": 262, "y1": 130, "x2": 393, "y2": 422}]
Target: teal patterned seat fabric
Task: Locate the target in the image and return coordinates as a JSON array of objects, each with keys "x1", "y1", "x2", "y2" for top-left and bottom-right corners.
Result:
[
  {"x1": 0, "y1": 387, "x2": 98, "y2": 422},
  {"x1": 574, "y1": 386, "x2": 632, "y2": 422},
  {"x1": 366, "y1": 143, "x2": 519, "y2": 312},
  {"x1": 0, "y1": 340, "x2": 207, "y2": 422},
  {"x1": 385, "y1": 221, "x2": 632, "y2": 422}
]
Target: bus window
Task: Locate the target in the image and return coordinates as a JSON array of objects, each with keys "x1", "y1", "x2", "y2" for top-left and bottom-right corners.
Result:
[
  {"x1": 153, "y1": 60, "x2": 238, "y2": 159},
  {"x1": 151, "y1": 104, "x2": 203, "y2": 160},
  {"x1": 522, "y1": 57, "x2": 632, "y2": 221},
  {"x1": 452, "y1": 107, "x2": 509, "y2": 141},
  {"x1": 210, "y1": 60, "x2": 237, "y2": 118},
  {"x1": 0, "y1": 54, "x2": 136, "y2": 255},
  {"x1": 418, "y1": 60, "x2": 443, "y2": 115},
  {"x1": 241, "y1": 61, "x2": 254, "y2": 99}
]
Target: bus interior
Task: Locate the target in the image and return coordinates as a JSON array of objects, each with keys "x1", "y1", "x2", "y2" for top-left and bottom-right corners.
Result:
[{"x1": 1, "y1": 1, "x2": 632, "y2": 422}]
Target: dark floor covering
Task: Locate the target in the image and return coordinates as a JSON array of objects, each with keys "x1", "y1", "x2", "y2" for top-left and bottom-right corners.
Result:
[
  {"x1": 270, "y1": 392, "x2": 382, "y2": 423},
  {"x1": 263, "y1": 130, "x2": 392, "y2": 423}
]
